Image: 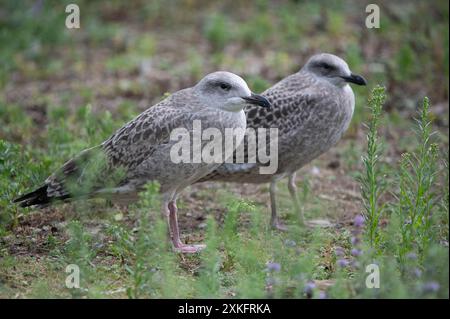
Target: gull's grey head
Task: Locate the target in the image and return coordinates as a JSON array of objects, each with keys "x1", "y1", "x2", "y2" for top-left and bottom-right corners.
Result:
[
  {"x1": 194, "y1": 71, "x2": 270, "y2": 112},
  {"x1": 303, "y1": 53, "x2": 367, "y2": 88}
]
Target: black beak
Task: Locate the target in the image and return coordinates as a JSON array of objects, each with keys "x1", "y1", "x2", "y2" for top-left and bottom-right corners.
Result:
[
  {"x1": 341, "y1": 73, "x2": 367, "y2": 86},
  {"x1": 242, "y1": 93, "x2": 271, "y2": 108}
]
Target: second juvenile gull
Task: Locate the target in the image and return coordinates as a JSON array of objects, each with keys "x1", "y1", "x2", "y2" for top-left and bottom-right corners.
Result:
[{"x1": 199, "y1": 54, "x2": 367, "y2": 230}]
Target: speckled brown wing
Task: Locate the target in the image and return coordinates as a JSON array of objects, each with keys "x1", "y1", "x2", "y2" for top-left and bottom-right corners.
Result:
[
  {"x1": 245, "y1": 73, "x2": 312, "y2": 131},
  {"x1": 42, "y1": 89, "x2": 204, "y2": 201},
  {"x1": 102, "y1": 90, "x2": 202, "y2": 171},
  {"x1": 199, "y1": 73, "x2": 338, "y2": 181}
]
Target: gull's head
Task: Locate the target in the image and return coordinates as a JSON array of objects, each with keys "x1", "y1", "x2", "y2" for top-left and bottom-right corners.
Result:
[
  {"x1": 303, "y1": 53, "x2": 367, "y2": 88},
  {"x1": 195, "y1": 71, "x2": 270, "y2": 112}
]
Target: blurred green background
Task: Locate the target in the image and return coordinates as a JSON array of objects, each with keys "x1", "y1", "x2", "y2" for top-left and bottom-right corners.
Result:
[
  {"x1": 1, "y1": 0, "x2": 448, "y2": 122},
  {"x1": 0, "y1": 0, "x2": 448, "y2": 299}
]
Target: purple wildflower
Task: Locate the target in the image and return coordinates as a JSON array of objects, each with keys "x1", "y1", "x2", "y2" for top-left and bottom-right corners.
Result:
[
  {"x1": 337, "y1": 258, "x2": 349, "y2": 268},
  {"x1": 413, "y1": 268, "x2": 422, "y2": 278},
  {"x1": 318, "y1": 291, "x2": 327, "y2": 299},
  {"x1": 422, "y1": 281, "x2": 440, "y2": 293},
  {"x1": 266, "y1": 262, "x2": 281, "y2": 272},
  {"x1": 354, "y1": 215, "x2": 365, "y2": 227},
  {"x1": 351, "y1": 248, "x2": 362, "y2": 257},
  {"x1": 304, "y1": 281, "x2": 316, "y2": 298},
  {"x1": 351, "y1": 236, "x2": 361, "y2": 245}
]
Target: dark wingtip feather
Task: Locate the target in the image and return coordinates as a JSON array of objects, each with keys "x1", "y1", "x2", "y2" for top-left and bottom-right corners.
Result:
[{"x1": 13, "y1": 185, "x2": 52, "y2": 207}]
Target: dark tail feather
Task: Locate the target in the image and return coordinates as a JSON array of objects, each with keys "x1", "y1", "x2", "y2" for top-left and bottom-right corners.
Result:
[{"x1": 13, "y1": 185, "x2": 53, "y2": 207}]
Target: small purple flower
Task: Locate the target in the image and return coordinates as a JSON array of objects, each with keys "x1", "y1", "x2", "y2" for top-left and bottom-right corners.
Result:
[
  {"x1": 304, "y1": 281, "x2": 315, "y2": 293},
  {"x1": 413, "y1": 268, "x2": 422, "y2": 278},
  {"x1": 335, "y1": 246, "x2": 345, "y2": 256},
  {"x1": 354, "y1": 215, "x2": 365, "y2": 228},
  {"x1": 351, "y1": 248, "x2": 362, "y2": 257},
  {"x1": 337, "y1": 258, "x2": 349, "y2": 268},
  {"x1": 266, "y1": 262, "x2": 281, "y2": 272},
  {"x1": 351, "y1": 236, "x2": 361, "y2": 245},
  {"x1": 304, "y1": 281, "x2": 316, "y2": 298},
  {"x1": 422, "y1": 281, "x2": 440, "y2": 293}
]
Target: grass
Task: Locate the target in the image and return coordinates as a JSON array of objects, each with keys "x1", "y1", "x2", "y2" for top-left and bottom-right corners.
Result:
[
  {"x1": 1, "y1": 88, "x2": 447, "y2": 298},
  {"x1": 0, "y1": 0, "x2": 448, "y2": 299}
]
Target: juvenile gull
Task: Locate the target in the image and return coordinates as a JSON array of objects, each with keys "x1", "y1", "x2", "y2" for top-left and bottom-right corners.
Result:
[
  {"x1": 13, "y1": 71, "x2": 270, "y2": 253},
  {"x1": 199, "y1": 54, "x2": 367, "y2": 229}
]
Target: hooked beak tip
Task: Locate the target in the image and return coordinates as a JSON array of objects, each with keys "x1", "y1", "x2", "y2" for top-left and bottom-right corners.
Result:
[
  {"x1": 342, "y1": 73, "x2": 367, "y2": 86},
  {"x1": 242, "y1": 93, "x2": 271, "y2": 108}
]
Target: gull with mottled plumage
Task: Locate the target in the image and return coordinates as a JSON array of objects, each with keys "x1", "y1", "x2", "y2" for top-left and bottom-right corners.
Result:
[
  {"x1": 13, "y1": 71, "x2": 270, "y2": 253},
  {"x1": 199, "y1": 54, "x2": 367, "y2": 229}
]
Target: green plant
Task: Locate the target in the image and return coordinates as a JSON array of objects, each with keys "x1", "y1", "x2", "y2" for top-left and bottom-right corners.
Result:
[
  {"x1": 359, "y1": 86, "x2": 387, "y2": 247},
  {"x1": 395, "y1": 97, "x2": 440, "y2": 263}
]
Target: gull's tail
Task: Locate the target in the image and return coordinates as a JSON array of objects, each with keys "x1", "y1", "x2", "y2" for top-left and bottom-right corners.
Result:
[
  {"x1": 13, "y1": 185, "x2": 48, "y2": 207},
  {"x1": 13, "y1": 185, "x2": 69, "y2": 208},
  {"x1": 12, "y1": 145, "x2": 125, "y2": 208}
]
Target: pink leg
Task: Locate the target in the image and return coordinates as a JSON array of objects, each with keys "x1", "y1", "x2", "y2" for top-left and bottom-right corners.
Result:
[{"x1": 167, "y1": 201, "x2": 206, "y2": 253}]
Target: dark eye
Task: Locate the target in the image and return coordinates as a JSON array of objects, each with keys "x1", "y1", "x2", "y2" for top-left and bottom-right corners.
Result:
[
  {"x1": 219, "y1": 82, "x2": 231, "y2": 91},
  {"x1": 320, "y1": 63, "x2": 334, "y2": 70}
]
